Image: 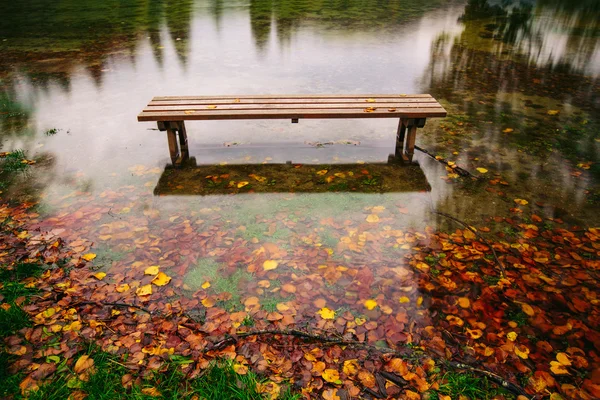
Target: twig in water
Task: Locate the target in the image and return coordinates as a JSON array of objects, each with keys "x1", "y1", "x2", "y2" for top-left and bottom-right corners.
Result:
[
  {"x1": 415, "y1": 145, "x2": 475, "y2": 178},
  {"x1": 431, "y1": 210, "x2": 507, "y2": 277}
]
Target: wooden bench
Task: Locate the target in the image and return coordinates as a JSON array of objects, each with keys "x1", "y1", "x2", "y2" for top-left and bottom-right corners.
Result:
[{"x1": 137, "y1": 95, "x2": 446, "y2": 165}]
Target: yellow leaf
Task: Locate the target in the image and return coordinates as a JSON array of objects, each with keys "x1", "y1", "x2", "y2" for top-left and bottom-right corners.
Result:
[
  {"x1": 322, "y1": 369, "x2": 340, "y2": 383},
  {"x1": 144, "y1": 266, "x2": 160, "y2": 275},
  {"x1": 201, "y1": 281, "x2": 211, "y2": 289},
  {"x1": 93, "y1": 272, "x2": 106, "y2": 280},
  {"x1": 116, "y1": 283, "x2": 130, "y2": 293},
  {"x1": 364, "y1": 299, "x2": 378, "y2": 310},
  {"x1": 82, "y1": 253, "x2": 96, "y2": 261},
  {"x1": 399, "y1": 296, "x2": 410, "y2": 304},
  {"x1": 325, "y1": 176, "x2": 335, "y2": 183},
  {"x1": 184, "y1": 110, "x2": 195, "y2": 115},
  {"x1": 234, "y1": 98, "x2": 240, "y2": 103},
  {"x1": 547, "y1": 110, "x2": 559, "y2": 116},
  {"x1": 507, "y1": 332, "x2": 518, "y2": 342},
  {"x1": 476, "y1": 168, "x2": 488, "y2": 174},
  {"x1": 316, "y1": 169, "x2": 328, "y2": 176},
  {"x1": 514, "y1": 198, "x2": 529, "y2": 205},
  {"x1": 550, "y1": 361, "x2": 570, "y2": 375},
  {"x1": 364, "y1": 107, "x2": 377, "y2": 112},
  {"x1": 151, "y1": 272, "x2": 172, "y2": 286},
  {"x1": 233, "y1": 363, "x2": 248, "y2": 375},
  {"x1": 388, "y1": 108, "x2": 397, "y2": 112},
  {"x1": 263, "y1": 260, "x2": 279, "y2": 271},
  {"x1": 207, "y1": 105, "x2": 217, "y2": 109},
  {"x1": 556, "y1": 353, "x2": 571, "y2": 366},
  {"x1": 354, "y1": 317, "x2": 366, "y2": 326},
  {"x1": 365, "y1": 98, "x2": 376, "y2": 103},
  {"x1": 237, "y1": 181, "x2": 249, "y2": 188},
  {"x1": 136, "y1": 284, "x2": 152, "y2": 296},
  {"x1": 466, "y1": 328, "x2": 483, "y2": 339},
  {"x1": 42, "y1": 308, "x2": 56, "y2": 318},
  {"x1": 343, "y1": 359, "x2": 359, "y2": 376},
  {"x1": 317, "y1": 307, "x2": 335, "y2": 319},
  {"x1": 334, "y1": 172, "x2": 346, "y2": 178},
  {"x1": 515, "y1": 345, "x2": 530, "y2": 359},
  {"x1": 366, "y1": 214, "x2": 379, "y2": 223},
  {"x1": 503, "y1": 128, "x2": 514, "y2": 133},
  {"x1": 17, "y1": 231, "x2": 29, "y2": 239},
  {"x1": 521, "y1": 303, "x2": 535, "y2": 316}
]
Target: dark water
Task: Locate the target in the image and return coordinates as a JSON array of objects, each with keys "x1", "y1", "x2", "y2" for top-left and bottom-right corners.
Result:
[{"x1": 0, "y1": 0, "x2": 599, "y2": 351}]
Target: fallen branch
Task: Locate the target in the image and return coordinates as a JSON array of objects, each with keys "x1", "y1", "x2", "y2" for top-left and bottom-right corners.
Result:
[
  {"x1": 415, "y1": 145, "x2": 475, "y2": 178},
  {"x1": 448, "y1": 361, "x2": 531, "y2": 398},
  {"x1": 228, "y1": 329, "x2": 529, "y2": 398},
  {"x1": 76, "y1": 301, "x2": 153, "y2": 314},
  {"x1": 431, "y1": 210, "x2": 507, "y2": 277}
]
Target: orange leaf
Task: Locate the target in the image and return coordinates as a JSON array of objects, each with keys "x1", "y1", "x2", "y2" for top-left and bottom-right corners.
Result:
[
  {"x1": 358, "y1": 370, "x2": 376, "y2": 388},
  {"x1": 74, "y1": 355, "x2": 94, "y2": 374}
]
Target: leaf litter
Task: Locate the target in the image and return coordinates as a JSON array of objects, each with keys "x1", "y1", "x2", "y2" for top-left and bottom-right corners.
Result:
[{"x1": 0, "y1": 178, "x2": 599, "y2": 399}]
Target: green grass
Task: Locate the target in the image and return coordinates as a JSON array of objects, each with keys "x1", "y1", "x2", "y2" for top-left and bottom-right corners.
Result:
[
  {"x1": 437, "y1": 371, "x2": 513, "y2": 400},
  {"x1": 6, "y1": 350, "x2": 300, "y2": 400},
  {"x1": 184, "y1": 259, "x2": 253, "y2": 311},
  {"x1": 0, "y1": 150, "x2": 30, "y2": 174}
]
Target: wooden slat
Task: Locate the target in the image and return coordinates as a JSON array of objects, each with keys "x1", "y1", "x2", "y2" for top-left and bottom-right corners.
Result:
[
  {"x1": 138, "y1": 107, "x2": 447, "y2": 121},
  {"x1": 152, "y1": 94, "x2": 434, "y2": 101},
  {"x1": 144, "y1": 103, "x2": 444, "y2": 112},
  {"x1": 149, "y1": 98, "x2": 438, "y2": 106}
]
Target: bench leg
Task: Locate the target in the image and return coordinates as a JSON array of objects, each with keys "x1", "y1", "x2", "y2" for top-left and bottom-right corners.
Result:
[
  {"x1": 176, "y1": 121, "x2": 189, "y2": 161},
  {"x1": 165, "y1": 125, "x2": 180, "y2": 165},
  {"x1": 395, "y1": 118, "x2": 426, "y2": 162}
]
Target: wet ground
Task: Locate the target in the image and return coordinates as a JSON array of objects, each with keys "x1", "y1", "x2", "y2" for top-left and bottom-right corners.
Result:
[{"x1": 0, "y1": 0, "x2": 599, "y2": 399}]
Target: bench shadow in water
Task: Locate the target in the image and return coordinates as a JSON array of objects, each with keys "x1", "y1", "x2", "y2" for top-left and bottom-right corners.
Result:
[{"x1": 153, "y1": 156, "x2": 430, "y2": 196}]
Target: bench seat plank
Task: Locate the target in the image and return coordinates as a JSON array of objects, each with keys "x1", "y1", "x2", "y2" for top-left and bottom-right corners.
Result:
[
  {"x1": 152, "y1": 94, "x2": 434, "y2": 101},
  {"x1": 138, "y1": 107, "x2": 446, "y2": 121},
  {"x1": 143, "y1": 103, "x2": 444, "y2": 112}
]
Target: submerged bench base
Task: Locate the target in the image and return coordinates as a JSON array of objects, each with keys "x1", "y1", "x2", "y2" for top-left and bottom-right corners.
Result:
[{"x1": 157, "y1": 117, "x2": 428, "y2": 166}]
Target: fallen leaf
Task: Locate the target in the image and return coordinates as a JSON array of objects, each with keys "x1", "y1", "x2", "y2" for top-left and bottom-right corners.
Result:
[
  {"x1": 93, "y1": 272, "x2": 106, "y2": 280},
  {"x1": 116, "y1": 283, "x2": 130, "y2": 293},
  {"x1": 322, "y1": 369, "x2": 340, "y2": 383},
  {"x1": 74, "y1": 355, "x2": 94, "y2": 374},
  {"x1": 263, "y1": 260, "x2": 278, "y2": 271},
  {"x1": 514, "y1": 198, "x2": 529, "y2": 205},
  {"x1": 317, "y1": 307, "x2": 335, "y2": 320},
  {"x1": 507, "y1": 332, "x2": 518, "y2": 342},
  {"x1": 144, "y1": 266, "x2": 160, "y2": 275},
  {"x1": 550, "y1": 361, "x2": 569, "y2": 375},
  {"x1": 151, "y1": 272, "x2": 172, "y2": 286},
  {"x1": 141, "y1": 387, "x2": 161, "y2": 397},
  {"x1": 366, "y1": 214, "x2": 380, "y2": 223},
  {"x1": 366, "y1": 98, "x2": 376, "y2": 103},
  {"x1": 364, "y1": 107, "x2": 377, "y2": 112},
  {"x1": 82, "y1": 253, "x2": 96, "y2": 261},
  {"x1": 503, "y1": 128, "x2": 514, "y2": 133},
  {"x1": 237, "y1": 181, "x2": 249, "y2": 188},
  {"x1": 207, "y1": 105, "x2": 217, "y2": 109},
  {"x1": 556, "y1": 353, "x2": 571, "y2": 366},
  {"x1": 364, "y1": 299, "x2": 378, "y2": 310},
  {"x1": 547, "y1": 110, "x2": 559, "y2": 115},
  {"x1": 515, "y1": 345, "x2": 530, "y2": 359},
  {"x1": 201, "y1": 281, "x2": 211, "y2": 289},
  {"x1": 136, "y1": 284, "x2": 152, "y2": 296},
  {"x1": 476, "y1": 168, "x2": 488, "y2": 174},
  {"x1": 316, "y1": 170, "x2": 328, "y2": 176},
  {"x1": 343, "y1": 359, "x2": 359, "y2": 376}
]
